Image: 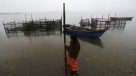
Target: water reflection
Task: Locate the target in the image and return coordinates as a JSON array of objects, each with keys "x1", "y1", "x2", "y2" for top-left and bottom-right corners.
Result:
[
  {"x1": 5, "y1": 30, "x2": 62, "y2": 39},
  {"x1": 5, "y1": 29, "x2": 104, "y2": 48},
  {"x1": 107, "y1": 21, "x2": 126, "y2": 30},
  {"x1": 64, "y1": 32, "x2": 103, "y2": 48},
  {"x1": 79, "y1": 37, "x2": 103, "y2": 48}
]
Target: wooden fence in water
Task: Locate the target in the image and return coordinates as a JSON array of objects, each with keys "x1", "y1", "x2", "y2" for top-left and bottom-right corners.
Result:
[{"x1": 3, "y1": 18, "x2": 62, "y2": 33}]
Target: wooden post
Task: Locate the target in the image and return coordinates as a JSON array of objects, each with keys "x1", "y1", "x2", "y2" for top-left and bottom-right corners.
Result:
[
  {"x1": 88, "y1": 18, "x2": 89, "y2": 27},
  {"x1": 100, "y1": 21, "x2": 101, "y2": 28},
  {"x1": 107, "y1": 13, "x2": 110, "y2": 28},
  {"x1": 105, "y1": 21, "x2": 107, "y2": 29},
  {"x1": 101, "y1": 14, "x2": 104, "y2": 28},
  {"x1": 113, "y1": 13, "x2": 117, "y2": 30},
  {"x1": 11, "y1": 22, "x2": 13, "y2": 31},
  {"x1": 3, "y1": 21, "x2": 7, "y2": 33},
  {"x1": 14, "y1": 20, "x2": 16, "y2": 28},
  {"x1": 40, "y1": 21, "x2": 42, "y2": 29},
  {"x1": 45, "y1": 17, "x2": 46, "y2": 21},
  {"x1": 123, "y1": 20, "x2": 126, "y2": 29},
  {"x1": 31, "y1": 14, "x2": 33, "y2": 21},
  {"x1": 31, "y1": 14, "x2": 35, "y2": 31},
  {"x1": 60, "y1": 16, "x2": 62, "y2": 32},
  {"x1": 45, "y1": 20, "x2": 47, "y2": 30},
  {"x1": 63, "y1": 3, "x2": 67, "y2": 74},
  {"x1": 14, "y1": 20, "x2": 17, "y2": 32},
  {"x1": 120, "y1": 20, "x2": 123, "y2": 28},
  {"x1": 3, "y1": 21, "x2": 5, "y2": 29},
  {"x1": 25, "y1": 13, "x2": 27, "y2": 23},
  {"x1": 90, "y1": 15, "x2": 93, "y2": 28}
]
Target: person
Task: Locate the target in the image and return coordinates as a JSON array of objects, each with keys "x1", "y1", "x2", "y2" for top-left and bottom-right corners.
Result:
[{"x1": 65, "y1": 35, "x2": 80, "y2": 75}]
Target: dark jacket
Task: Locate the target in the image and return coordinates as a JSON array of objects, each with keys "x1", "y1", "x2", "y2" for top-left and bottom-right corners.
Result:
[{"x1": 67, "y1": 40, "x2": 80, "y2": 59}]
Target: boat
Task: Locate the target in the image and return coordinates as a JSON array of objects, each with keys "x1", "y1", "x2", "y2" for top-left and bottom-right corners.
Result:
[
  {"x1": 110, "y1": 17, "x2": 133, "y2": 21},
  {"x1": 64, "y1": 25, "x2": 107, "y2": 38}
]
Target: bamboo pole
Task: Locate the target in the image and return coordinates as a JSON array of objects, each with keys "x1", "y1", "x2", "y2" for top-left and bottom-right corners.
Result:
[{"x1": 63, "y1": 3, "x2": 67, "y2": 74}]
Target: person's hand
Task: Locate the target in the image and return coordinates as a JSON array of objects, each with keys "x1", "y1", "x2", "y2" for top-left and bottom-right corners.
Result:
[{"x1": 65, "y1": 43, "x2": 68, "y2": 48}]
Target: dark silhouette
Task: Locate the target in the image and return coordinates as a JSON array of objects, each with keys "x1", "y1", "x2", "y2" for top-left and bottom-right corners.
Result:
[{"x1": 65, "y1": 35, "x2": 80, "y2": 75}]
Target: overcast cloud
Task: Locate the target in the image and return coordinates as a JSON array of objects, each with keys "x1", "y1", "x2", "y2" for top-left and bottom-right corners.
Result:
[{"x1": 0, "y1": 0, "x2": 136, "y2": 12}]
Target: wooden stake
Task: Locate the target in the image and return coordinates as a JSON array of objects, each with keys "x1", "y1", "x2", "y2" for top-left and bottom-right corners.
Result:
[{"x1": 63, "y1": 3, "x2": 67, "y2": 74}]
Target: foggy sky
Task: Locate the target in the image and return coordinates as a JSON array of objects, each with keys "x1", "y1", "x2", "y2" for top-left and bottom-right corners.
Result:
[{"x1": 0, "y1": 0, "x2": 136, "y2": 12}]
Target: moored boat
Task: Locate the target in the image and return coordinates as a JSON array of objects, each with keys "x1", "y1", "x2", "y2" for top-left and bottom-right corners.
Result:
[
  {"x1": 64, "y1": 25, "x2": 107, "y2": 38},
  {"x1": 110, "y1": 17, "x2": 133, "y2": 21}
]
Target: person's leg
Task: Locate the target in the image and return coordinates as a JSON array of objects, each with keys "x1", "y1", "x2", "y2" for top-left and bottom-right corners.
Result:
[
  {"x1": 69, "y1": 56, "x2": 78, "y2": 74},
  {"x1": 68, "y1": 56, "x2": 70, "y2": 67}
]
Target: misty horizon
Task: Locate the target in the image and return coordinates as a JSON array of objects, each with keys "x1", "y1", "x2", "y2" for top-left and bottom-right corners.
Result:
[{"x1": 0, "y1": 0, "x2": 136, "y2": 13}]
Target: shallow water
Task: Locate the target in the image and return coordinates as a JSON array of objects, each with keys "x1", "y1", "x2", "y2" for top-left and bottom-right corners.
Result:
[{"x1": 0, "y1": 12, "x2": 136, "y2": 76}]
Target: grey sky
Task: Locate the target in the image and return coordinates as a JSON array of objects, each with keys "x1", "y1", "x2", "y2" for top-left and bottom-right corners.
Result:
[{"x1": 0, "y1": 0, "x2": 136, "y2": 12}]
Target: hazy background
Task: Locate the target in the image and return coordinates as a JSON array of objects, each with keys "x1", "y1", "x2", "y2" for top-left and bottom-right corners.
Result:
[
  {"x1": 0, "y1": 0, "x2": 136, "y2": 76},
  {"x1": 0, "y1": 0, "x2": 136, "y2": 12},
  {"x1": 0, "y1": 0, "x2": 136, "y2": 26}
]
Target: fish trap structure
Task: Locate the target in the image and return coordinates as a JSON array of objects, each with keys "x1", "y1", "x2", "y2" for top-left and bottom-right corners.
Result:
[
  {"x1": 3, "y1": 18, "x2": 62, "y2": 33},
  {"x1": 79, "y1": 17, "x2": 133, "y2": 30}
]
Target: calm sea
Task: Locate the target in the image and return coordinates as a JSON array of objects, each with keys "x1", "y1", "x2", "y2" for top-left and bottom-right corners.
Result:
[{"x1": 0, "y1": 12, "x2": 136, "y2": 76}]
